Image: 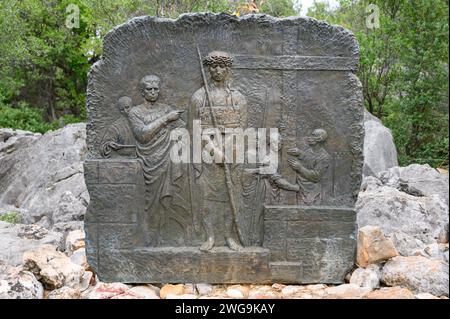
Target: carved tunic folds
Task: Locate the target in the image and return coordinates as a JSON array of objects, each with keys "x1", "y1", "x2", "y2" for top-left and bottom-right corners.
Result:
[
  {"x1": 295, "y1": 147, "x2": 331, "y2": 204},
  {"x1": 128, "y1": 103, "x2": 187, "y2": 245},
  {"x1": 128, "y1": 103, "x2": 184, "y2": 184},
  {"x1": 99, "y1": 117, "x2": 135, "y2": 157},
  {"x1": 191, "y1": 83, "x2": 247, "y2": 202}
]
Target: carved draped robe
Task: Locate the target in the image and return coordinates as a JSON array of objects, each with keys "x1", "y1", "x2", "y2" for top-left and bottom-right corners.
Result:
[
  {"x1": 99, "y1": 116, "x2": 135, "y2": 157},
  {"x1": 295, "y1": 147, "x2": 331, "y2": 205},
  {"x1": 190, "y1": 84, "x2": 247, "y2": 202},
  {"x1": 190, "y1": 83, "x2": 265, "y2": 245},
  {"x1": 128, "y1": 103, "x2": 188, "y2": 246}
]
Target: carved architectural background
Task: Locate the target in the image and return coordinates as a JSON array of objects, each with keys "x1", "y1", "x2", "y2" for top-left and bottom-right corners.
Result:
[{"x1": 84, "y1": 13, "x2": 364, "y2": 284}]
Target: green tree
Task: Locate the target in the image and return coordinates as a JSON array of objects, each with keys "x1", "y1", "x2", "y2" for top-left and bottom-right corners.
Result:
[
  {"x1": 1, "y1": 0, "x2": 298, "y2": 134},
  {"x1": 393, "y1": 1, "x2": 448, "y2": 166},
  {"x1": 307, "y1": 0, "x2": 449, "y2": 168},
  {"x1": 260, "y1": 0, "x2": 296, "y2": 16},
  {"x1": 0, "y1": 0, "x2": 93, "y2": 123}
]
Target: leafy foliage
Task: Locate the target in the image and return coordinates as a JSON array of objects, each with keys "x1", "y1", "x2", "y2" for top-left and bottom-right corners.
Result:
[
  {"x1": 0, "y1": 104, "x2": 57, "y2": 133},
  {"x1": 308, "y1": 0, "x2": 449, "y2": 168},
  {"x1": 0, "y1": 0, "x2": 91, "y2": 127},
  {"x1": 0, "y1": 212, "x2": 21, "y2": 224}
]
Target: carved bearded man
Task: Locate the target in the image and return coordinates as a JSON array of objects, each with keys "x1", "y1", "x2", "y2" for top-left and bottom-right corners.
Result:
[
  {"x1": 128, "y1": 75, "x2": 186, "y2": 246},
  {"x1": 190, "y1": 51, "x2": 248, "y2": 251}
]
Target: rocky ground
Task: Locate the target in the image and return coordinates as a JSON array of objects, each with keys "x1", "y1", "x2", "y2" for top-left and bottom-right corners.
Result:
[{"x1": 0, "y1": 124, "x2": 448, "y2": 299}]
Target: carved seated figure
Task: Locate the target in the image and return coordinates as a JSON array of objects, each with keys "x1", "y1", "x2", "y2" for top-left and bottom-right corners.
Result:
[{"x1": 99, "y1": 96, "x2": 136, "y2": 158}]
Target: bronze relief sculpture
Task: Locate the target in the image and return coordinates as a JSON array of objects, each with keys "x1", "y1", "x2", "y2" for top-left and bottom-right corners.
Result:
[{"x1": 84, "y1": 14, "x2": 364, "y2": 284}]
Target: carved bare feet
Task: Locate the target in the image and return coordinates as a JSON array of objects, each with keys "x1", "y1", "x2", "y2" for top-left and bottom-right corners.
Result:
[
  {"x1": 200, "y1": 236, "x2": 215, "y2": 252},
  {"x1": 226, "y1": 237, "x2": 243, "y2": 251}
]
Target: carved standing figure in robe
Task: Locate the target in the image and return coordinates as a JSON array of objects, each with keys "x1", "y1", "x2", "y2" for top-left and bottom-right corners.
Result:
[
  {"x1": 190, "y1": 51, "x2": 248, "y2": 251},
  {"x1": 128, "y1": 75, "x2": 187, "y2": 246}
]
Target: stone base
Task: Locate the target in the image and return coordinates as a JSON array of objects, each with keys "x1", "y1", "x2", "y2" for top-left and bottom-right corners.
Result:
[
  {"x1": 97, "y1": 246, "x2": 271, "y2": 284},
  {"x1": 264, "y1": 206, "x2": 357, "y2": 284}
]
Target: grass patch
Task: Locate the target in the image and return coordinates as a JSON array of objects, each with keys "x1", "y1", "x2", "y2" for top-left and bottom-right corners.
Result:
[{"x1": 0, "y1": 212, "x2": 21, "y2": 224}]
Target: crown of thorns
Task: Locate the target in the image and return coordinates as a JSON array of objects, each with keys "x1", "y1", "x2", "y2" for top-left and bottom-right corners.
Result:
[{"x1": 203, "y1": 52, "x2": 233, "y2": 67}]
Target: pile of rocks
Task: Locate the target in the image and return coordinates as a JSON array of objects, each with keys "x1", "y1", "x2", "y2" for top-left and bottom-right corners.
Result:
[
  {"x1": 349, "y1": 164, "x2": 449, "y2": 298},
  {"x1": 0, "y1": 124, "x2": 448, "y2": 299},
  {"x1": 3, "y1": 223, "x2": 446, "y2": 299},
  {"x1": 351, "y1": 225, "x2": 448, "y2": 297},
  {"x1": 0, "y1": 229, "x2": 90, "y2": 299}
]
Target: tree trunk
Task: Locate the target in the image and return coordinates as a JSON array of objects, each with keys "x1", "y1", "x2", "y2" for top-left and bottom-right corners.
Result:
[
  {"x1": 376, "y1": 103, "x2": 382, "y2": 118},
  {"x1": 46, "y1": 76, "x2": 56, "y2": 121},
  {"x1": 48, "y1": 85, "x2": 56, "y2": 121},
  {"x1": 367, "y1": 95, "x2": 374, "y2": 114},
  {"x1": 406, "y1": 123, "x2": 419, "y2": 156}
]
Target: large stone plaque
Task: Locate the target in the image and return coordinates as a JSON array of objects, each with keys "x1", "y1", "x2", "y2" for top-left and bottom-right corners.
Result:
[{"x1": 84, "y1": 13, "x2": 364, "y2": 284}]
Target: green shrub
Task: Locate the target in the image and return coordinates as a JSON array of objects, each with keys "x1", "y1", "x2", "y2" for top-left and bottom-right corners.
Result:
[
  {"x1": 56, "y1": 114, "x2": 85, "y2": 126},
  {"x1": 0, "y1": 103, "x2": 85, "y2": 134},
  {"x1": 0, "y1": 103, "x2": 57, "y2": 133},
  {"x1": 0, "y1": 212, "x2": 21, "y2": 224}
]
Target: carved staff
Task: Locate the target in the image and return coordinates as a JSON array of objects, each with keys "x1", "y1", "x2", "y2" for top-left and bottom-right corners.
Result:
[
  {"x1": 188, "y1": 90, "x2": 201, "y2": 233},
  {"x1": 252, "y1": 87, "x2": 270, "y2": 199},
  {"x1": 196, "y1": 46, "x2": 245, "y2": 246},
  {"x1": 249, "y1": 87, "x2": 269, "y2": 241}
]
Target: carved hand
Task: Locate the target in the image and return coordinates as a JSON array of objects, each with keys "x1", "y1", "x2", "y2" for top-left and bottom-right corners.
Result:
[
  {"x1": 287, "y1": 147, "x2": 301, "y2": 156},
  {"x1": 166, "y1": 110, "x2": 185, "y2": 122},
  {"x1": 243, "y1": 168, "x2": 266, "y2": 177},
  {"x1": 270, "y1": 172, "x2": 282, "y2": 182},
  {"x1": 269, "y1": 172, "x2": 300, "y2": 191},
  {"x1": 108, "y1": 141, "x2": 122, "y2": 149},
  {"x1": 288, "y1": 158, "x2": 302, "y2": 171}
]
